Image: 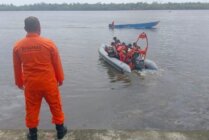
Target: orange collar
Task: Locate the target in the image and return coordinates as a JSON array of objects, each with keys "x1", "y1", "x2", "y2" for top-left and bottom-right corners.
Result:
[{"x1": 26, "y1": 33, "x2": 40, "y2": 37}]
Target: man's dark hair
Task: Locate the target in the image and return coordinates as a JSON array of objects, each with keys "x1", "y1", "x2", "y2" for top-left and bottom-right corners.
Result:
[
  {"x1": 128, "y1": 43, "x2": 132, "y2": 48},
  {"x1": 24, "y1": 16, "x2": 40, "y2": 32},
  {"x1": 133, "y1": 42, "x2": 137, "y2": 46}
]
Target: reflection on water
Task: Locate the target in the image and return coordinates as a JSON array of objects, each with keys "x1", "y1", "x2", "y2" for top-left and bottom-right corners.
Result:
[{"x1": 99, "y1": 58, "x2": 131, "y2": 86}]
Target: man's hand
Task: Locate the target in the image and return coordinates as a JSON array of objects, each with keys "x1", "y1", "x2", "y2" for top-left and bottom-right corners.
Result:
[{"x1": 58, "y1": 81, "x2": 63, "y2": 86}]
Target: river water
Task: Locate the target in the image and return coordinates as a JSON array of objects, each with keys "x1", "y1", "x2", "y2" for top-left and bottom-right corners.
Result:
[{"x1": 0, "y1": 10, "x2": 209, "y2": 130}]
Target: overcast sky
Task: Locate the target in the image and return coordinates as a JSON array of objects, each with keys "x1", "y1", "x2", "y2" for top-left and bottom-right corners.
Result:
[{"x1": 0, "y1": 0, "x2": 208, "y2": 6}]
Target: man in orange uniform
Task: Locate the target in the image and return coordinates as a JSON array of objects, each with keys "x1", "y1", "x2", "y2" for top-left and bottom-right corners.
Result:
[{"x1": 13, "y1": 16, "x2": 67, "y2": 140}]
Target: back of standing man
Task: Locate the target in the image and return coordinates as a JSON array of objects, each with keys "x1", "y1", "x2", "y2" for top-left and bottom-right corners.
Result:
[{"x1": 13, "y1": 16, "x2": 67, "y2": 140}]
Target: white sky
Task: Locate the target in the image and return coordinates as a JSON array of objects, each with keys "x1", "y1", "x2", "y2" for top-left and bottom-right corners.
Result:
[{"x1": 0, "y1": 0, "x2": 208, "y2": 6}]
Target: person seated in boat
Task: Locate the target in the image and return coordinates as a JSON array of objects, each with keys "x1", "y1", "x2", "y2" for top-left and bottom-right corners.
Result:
[
  {"x1": 115, "y1": 40, "x2": 122, "y2": 51},
  {"x1": 109, "y1": 21, "x2": 114, "y2": 29},
  {"x1": 111, "y1": 42, "x2": 119, "y2": 58},
  {"x1": 113, "y1": 37, "x2": 117, "y2": 43},
  {"x1": 115, "y1": 39, "x2": 121, "y2": 48},
  {"x1": 126, "y1": 42, "x2": 137, "y2": 59},
  {"x1": 132, "y1": 42, "x2": 141, "y2": 51},
  {"x1": 117, "y1": 43, "x2": 128, "y2": 62},
  {"x1": 116, "y1": 42, "x2": 125, "y2": 51},
  {"x1": 124, "y1": 43, "x2": 129, "y2": 53},
  {"x1": 118, "y1": 49, "x2": 126, "y2": 62},
  {"x1": 133, "y1": 42, "x2": 147, "y2": 59},
  {"x1": 113, "y1": 37, "x2": 121, "y2": 50},
  {"x1": 126, "y1": 43, "x2": 132, "y2": 52},
  {"x1": 132, "y1": 42, "x2": 146, "y2": 57},
  {"x1": 118, "y1": 42, "x2": 126, "y2": 50},
  {"x1": 125, "y1": 46, "x2": 135, "y2": 70},
  {"x1": 105, "y1": 44, "x2": 115, "y2": 57}
]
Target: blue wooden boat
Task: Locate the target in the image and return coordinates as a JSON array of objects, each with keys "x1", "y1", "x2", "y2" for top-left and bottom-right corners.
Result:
[{"x1": 109, "y1": 21, "x2": 159, "y2": 29}]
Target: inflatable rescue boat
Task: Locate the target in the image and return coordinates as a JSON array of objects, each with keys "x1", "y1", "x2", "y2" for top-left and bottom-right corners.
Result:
[{"x1": 98, "y1": 32, "x2": 158, "y2": 73}]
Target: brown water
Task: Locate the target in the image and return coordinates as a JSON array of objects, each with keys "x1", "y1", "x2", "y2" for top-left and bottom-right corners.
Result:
[{"x1": 0, "y1": 10, "x2": 209, "y2": 130}]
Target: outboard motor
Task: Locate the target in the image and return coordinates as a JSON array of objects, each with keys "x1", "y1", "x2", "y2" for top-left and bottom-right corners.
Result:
[{"x1": 133, "y1": 53, "x2": 145, "y2": 70}]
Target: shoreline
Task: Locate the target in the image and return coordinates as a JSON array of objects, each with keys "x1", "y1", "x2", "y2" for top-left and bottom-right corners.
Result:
[{"x1": 0, "y1": 130, "x2": 209, "y2": 140}]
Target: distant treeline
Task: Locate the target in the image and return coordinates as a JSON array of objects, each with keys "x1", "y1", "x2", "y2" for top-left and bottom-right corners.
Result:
[{"x1": 1, "y1": 2, "x2": 209, "y2": 11}]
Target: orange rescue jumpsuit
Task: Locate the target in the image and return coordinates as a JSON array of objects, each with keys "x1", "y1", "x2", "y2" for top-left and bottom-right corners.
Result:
[{"x1": 13, "y1": 33, "x2": 65, "y2": 128}]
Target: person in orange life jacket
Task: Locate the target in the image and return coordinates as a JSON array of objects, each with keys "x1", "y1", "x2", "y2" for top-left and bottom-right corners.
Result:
[
  {"x1": 113, "y1": 37, "x2": 121, "y2": 52},
  {"x1": 115, "y1": 39, "x2": 121, "y2": 49},
  {"x1": 117, "y1": 42, "x2": 128, "y2": 62},
  {"x1": 111, "y1": 38, "x2": 121, "y2": 58},
  {"x1": 125, "y1": 44, "x2": 135, "y2": 70},
  {"x1": 13, "y1": 16, "x2": 67, "y2": 140},
  {"x1": 116, "y1": 42, "x2": 125, "y2": 52}
]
